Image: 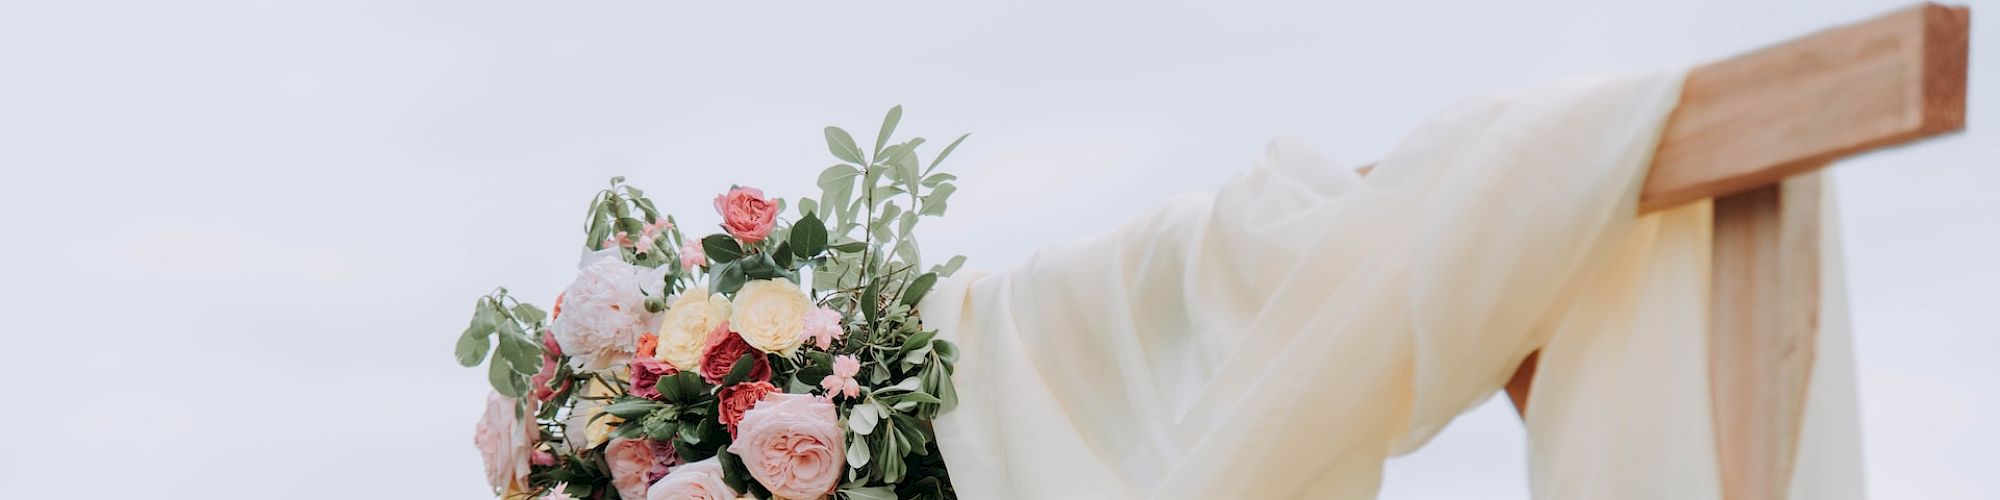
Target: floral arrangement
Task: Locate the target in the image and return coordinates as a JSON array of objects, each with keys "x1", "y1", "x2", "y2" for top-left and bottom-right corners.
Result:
[{"x1": 456, "y1": 107, "x2": 969, "y2": 500}]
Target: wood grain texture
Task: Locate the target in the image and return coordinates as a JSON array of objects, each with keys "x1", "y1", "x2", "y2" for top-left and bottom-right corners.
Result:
[
  {"x1": 1639, "y1": 3, "x2": 1969, "y2": 213},
  {"x1": 1708, "y1": 173, "x2": 1824, "y2": 500}
]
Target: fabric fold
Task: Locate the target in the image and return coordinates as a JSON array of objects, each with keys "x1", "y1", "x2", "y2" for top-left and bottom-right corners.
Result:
[{"x1": 925, "y1": 69, "x2": 1861, "y2": 499}]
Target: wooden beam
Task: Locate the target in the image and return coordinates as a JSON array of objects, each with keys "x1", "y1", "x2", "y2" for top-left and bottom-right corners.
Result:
[
  {"x1": 1359, "y1": 3, "x2": 1969, "y2": 215},
  {"x1": 1707, "y1": 173, "x2": 1824, "y2": 500},
  {"x1": 1480, "y1": 2, "x2": 1966, "y2": 421},
  {"x1": 1639, "y1": 2, "x2": 1968, "y2": 212}
]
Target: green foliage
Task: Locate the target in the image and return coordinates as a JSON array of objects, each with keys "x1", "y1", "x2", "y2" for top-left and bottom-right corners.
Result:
[{"x1": 455, "y1": 290, "x2": 547, "y2": 400}]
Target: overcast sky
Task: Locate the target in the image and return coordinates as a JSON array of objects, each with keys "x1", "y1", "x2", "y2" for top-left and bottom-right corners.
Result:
[{"x1": 0, "y1": 0, "x2": 1992, "y2": 498}]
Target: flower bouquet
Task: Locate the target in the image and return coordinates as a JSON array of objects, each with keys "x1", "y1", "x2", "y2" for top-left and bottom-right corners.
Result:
[{"x1": 456, "y1": 107, "x2": 969, "y2": 500}]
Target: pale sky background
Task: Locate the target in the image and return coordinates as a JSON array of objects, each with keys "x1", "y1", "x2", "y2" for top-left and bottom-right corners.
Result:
[{"x1": 0, "y1": 0, "x2": 1992, "y2": 498}]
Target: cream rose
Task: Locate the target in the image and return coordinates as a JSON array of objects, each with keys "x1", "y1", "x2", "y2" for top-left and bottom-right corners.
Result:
[
  {"x1": 654, "y1": 287, "x2": 732, "y2": 371},
  {"x1": 728, "y1": 279, "x2": 811, "y2": 356}
]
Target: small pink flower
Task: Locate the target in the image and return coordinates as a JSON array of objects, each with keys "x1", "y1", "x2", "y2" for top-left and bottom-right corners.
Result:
[
  {"x1": 819, "y1": 354, "x2": 861, "y2": 399},
  {"x1": 605, "y1": 231, "x2": 634, "y2": 250},
  {"x1": 713, "y1": 186, "x2": 780, "y2": 243},
  {"x1": 542, "y1": 483, "x2": 577, "y2": 500},
  {"x1": 635, "y1": 233, "x2": 657, "y2": 255},
  {"x1": 532, "y1": 449, "x2": 556, "y2": 466},
  {"x1": 800, "y1": 306, "x2": 843, "y2": 350},
  {"x1": 679, "y1": 240, "x2": 707, "y2": 270},
  {"x1": 642, "y1": 217, "x2": 674, "y2": 237}
]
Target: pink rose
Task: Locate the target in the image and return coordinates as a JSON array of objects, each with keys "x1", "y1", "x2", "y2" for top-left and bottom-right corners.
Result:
[
  {"x1": 607, "y1": 438, "x2": 682, "y2": 500},
  {"x1": 646, "y1": 457, "x2": 737, "y2": 500},
  {"x1": 700, "y1": 322, "x2": 771, "y2": 385},
  {"x1": 726, "y1": 394, "x2": 844, "y2": 499},
  {"x1": 713, "y1": 186, "x2": 779, "y2": 244},
  {"x1": 630, "y1": 355, "x2": 677, "y2": 401},
  {"x1": 605, "y1": 438, "x2": 655, "y2": 500},
  {"x1": 716, "y1": 380, "x2": 781, "y2": 437},
  {"x1": 473, "y1": 392, "x2": 535, "y2": 493}
]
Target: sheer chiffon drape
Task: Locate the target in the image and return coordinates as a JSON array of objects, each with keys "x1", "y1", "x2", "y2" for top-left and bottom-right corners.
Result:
[{"x1": 922, "y1": 69, "x2": 1863, "y2": 499}]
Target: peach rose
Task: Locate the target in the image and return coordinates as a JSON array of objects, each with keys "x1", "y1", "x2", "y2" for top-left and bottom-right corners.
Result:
[
  {"x1": 647, "y1": 457, "x2": 737, "y2": 500},
  {"x1": 607, "y1": 438, "x2": 663, "y2": 500},
  {"x1": 726, "y1": 394, "x2": 843, "y2": 499},
  {"x1": 713, "y1": 186, "x2": 780, "y2": 243},
  {"x1": 473, "y1": 392, "x2": 534, "y2": 494}
]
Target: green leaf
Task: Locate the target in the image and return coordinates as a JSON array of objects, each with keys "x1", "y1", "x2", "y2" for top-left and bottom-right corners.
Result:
[
  {"x1": 926, "y1": 133, "x2": 969, "y2": 174},
  {"x1": 718, "y1": 451, "x2": 750, "y2": 492},
  {"x1": 824, "y1": 126, "x2": 865, "y2": 164},
  {"x1": 658, "y1": 372, "x2": 707, "y2": 403},
  {"x1": 454, "y1": 333, "x2": 490, "y2": 367},
  {"x1": 797, "y1": 197, "x2": 818, "y2": 219},
  {"x1": 488, "y1": 353, "x2": 524, "y2": 398},
  {"x1": 848, "y1": 401, "x2": 881, "y2": 435},
  {"x1": 721, "y1": 352, "x2": 758, "y2": 386},
  {"x1": 841, "y1": 486, "x2": 896, "y2": 500},
  {"x1": 604, "y1": 399, "x2": 666, "y2": 419},
  {"x1": 510, "y1": 303, "x2": 548, "y2": 326},
  {"x1": 874, "y1": 105, "x2": 902, "y2": 156},
  {"x1": 845, "y1": 434, "x2": 872, "y2": 468},
  {"x1": 790, "y1": 212, "x2": 828, "y2": 259},
  {"x1": 701, "y1": 234, "x2": 744, "y2": 263},
  {"x1": 830, "y1": 241, "x2": 867, "y2": 253},
  {"x1": 900, "y1": 272, "x2": 938, "y2": 308},
  {"x1": 920, "y1": 183, "x2": 956, "y2": 216},
  {"x1": 899, "y1": 329, "x2": 939, "y2": 354},
  {"x1": 920, "y1": 173, "x2": 956, "y2": 188},
  {"x1": 929, "y1": 255, "x2": 967, "y2": 277},
  {"x1": 712, "y1": 261, "x2": 749, "y2": 295}
]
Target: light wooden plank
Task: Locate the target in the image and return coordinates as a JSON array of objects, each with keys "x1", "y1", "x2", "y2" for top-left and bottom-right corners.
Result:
[
  {"x1": 1465, "y1": 2, "x2": 1965, "y2": 421},
  {"x1": 1639, "y1": 2, "x2": 1968, "y2": 212},
  {"x1": 1707, "y1": 172, "x2": 1824, "y2": 500},
  {"x1": 1357, "y1": 3, "x2": 1968, "y2": 215}
]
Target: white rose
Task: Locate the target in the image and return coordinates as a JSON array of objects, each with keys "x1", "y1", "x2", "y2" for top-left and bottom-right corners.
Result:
[
  {"x1": 654, "y1": 286, "x2": 732, "y2": 371},
  {"x1": 729, "y1": 279, "x2": 811, "y2": 356}
]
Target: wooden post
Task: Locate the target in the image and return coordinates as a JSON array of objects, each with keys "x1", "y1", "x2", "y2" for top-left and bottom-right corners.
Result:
[{"x1": 1709, "y1": 173, "x2": 1823, "y2": 500}]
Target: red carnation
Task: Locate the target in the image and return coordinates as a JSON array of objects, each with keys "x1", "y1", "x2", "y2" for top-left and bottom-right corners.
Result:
[
  {"x1": 699, "y1": 322, "x2": 771, "y2": 385},
  {"x1": 717, "y1": 380, "x2": 781, "y2": 437}
]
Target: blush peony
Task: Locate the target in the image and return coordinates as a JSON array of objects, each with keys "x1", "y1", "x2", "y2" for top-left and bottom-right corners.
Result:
[
  {"x1": 552, "y1": 249, "x2": 655, "y2": 371},
  {"x1": 728, "y1": 279, "x2": 811, "y2": 356},
  {"x1": 646, "y1": 457, "x2": 738, "y2": 500},
  {"x1": 712, "y1": 186, "x2": 780, "y2": 243},
  {"x1": 473, "y1": 392, "x2": 535, "y2": 494},
  {"x1": 655, "y1": 287, "x2": 732, "y2": 371},
  {"x1": 699, "y1": 322, "x2": 772, "y2": 385},
  {"x1": 727, "y1": 394, "x2": 845, "y2": 500}
]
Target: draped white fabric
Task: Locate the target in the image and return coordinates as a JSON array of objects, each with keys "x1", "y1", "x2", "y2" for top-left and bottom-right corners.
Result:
[{"x1": 921, "y1": 69, "x2": 1864, "y2": 499}]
